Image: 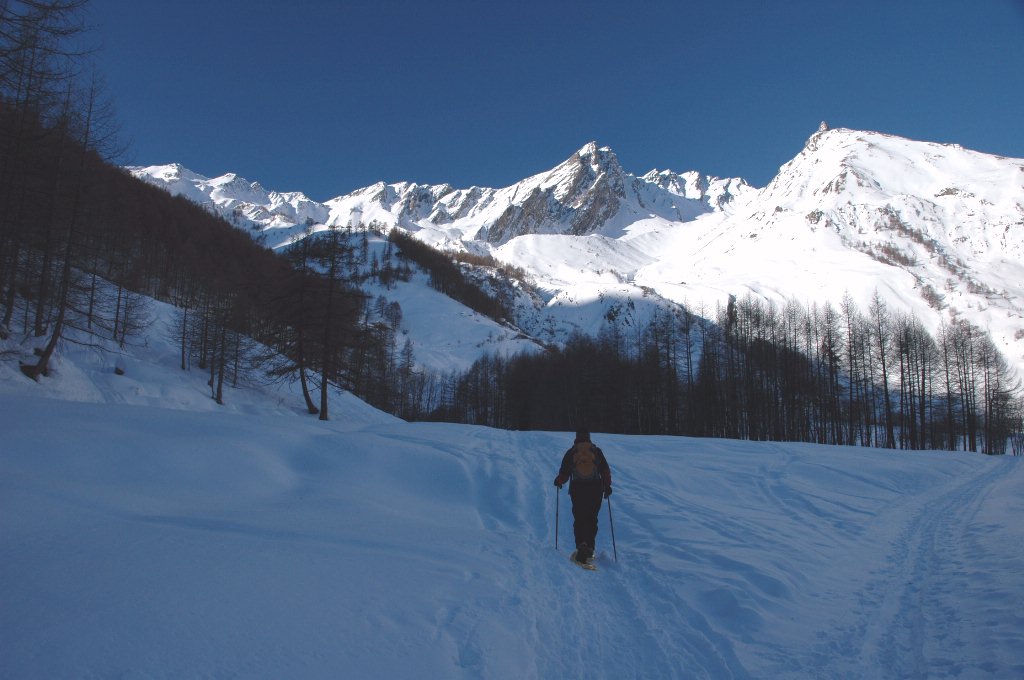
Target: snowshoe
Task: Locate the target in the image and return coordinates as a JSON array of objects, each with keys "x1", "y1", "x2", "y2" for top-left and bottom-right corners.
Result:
[{"x1": 571, "y1": 544, "x2": 597, "y2": 570}]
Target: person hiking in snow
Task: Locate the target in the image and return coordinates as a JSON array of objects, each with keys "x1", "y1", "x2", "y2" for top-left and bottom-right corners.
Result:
[{"x1": 553, "y1": 430, "x2": 612, "y2": 564}]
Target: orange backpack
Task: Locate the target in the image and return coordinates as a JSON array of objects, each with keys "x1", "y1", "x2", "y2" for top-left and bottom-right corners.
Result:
[{"x1": 571, "y1": 443, "x2": 601, "y2": 481}]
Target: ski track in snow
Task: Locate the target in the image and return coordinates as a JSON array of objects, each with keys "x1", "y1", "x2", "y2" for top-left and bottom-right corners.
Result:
[
  {"x1": 380, "y1": 428, "x2": 1021, "y2": 679},
  {"x1": 805, "y1": 459, "x2": 1023, "y2": 679},
  {"x1": 776, "y1": 452, "x2": 1020, "y2": 679},
  {"x1": 2, "y1": 395, "x2": 1023, "y2": 679}
]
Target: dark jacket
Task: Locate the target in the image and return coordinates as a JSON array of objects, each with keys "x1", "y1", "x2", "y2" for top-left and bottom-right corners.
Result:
[{"x1": 554, "y1": 441, "x2": 612, "y2": 493}]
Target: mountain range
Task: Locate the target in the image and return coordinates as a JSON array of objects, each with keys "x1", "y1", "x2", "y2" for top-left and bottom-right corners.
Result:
[{"x1": 129, "y1": 125, "x2": 1024, "y2": 377}]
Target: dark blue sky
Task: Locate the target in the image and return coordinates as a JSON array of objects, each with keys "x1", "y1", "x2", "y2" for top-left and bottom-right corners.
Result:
[{"x1": 90, "y1": 0, "x2": 1024, "y2": 201}]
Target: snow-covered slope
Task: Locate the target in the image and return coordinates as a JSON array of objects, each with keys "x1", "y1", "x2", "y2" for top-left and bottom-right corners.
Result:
[
  {"x1": 718, "y1": 125, "x2": 1024, "y2": 351},
  {"x1": 130, "y1": 127, "x2": 1024, "y2": 376},
  {"x1": 2, "y1": 347, "x2": 1023, "y2": 678},
  {"x1": 362, "y1": 263, "x2": 541, "y2": 373},
  {"x1": 128, "y1": 163, "x2": 330, "y2": 246},
  {"x1": 0, "y1": 296, "x2": 396, "y2": 425}
]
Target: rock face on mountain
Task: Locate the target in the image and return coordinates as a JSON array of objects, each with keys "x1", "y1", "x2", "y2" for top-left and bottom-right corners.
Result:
[
  {"x1": 485, "y1": 143, "x2": 629, "y2": 243},
  {"x1": 130, "y1": 141, "x2": 748, "y2": 247},
  {"x1": 129, "y1": 127, "x2": 1024, "y2": 376}
]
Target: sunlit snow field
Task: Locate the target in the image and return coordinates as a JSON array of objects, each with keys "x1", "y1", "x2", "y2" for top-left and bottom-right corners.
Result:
[{"x1": 2, "y1": 306, "x2": 1023, "y2": 679}]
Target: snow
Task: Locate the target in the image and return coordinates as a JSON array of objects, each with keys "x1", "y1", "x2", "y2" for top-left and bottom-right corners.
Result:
[
  {"x1": 129, "y1": 127, "x2": 1024, "y2": 379},
  {"x1": 363, "y1": 269, "x2": 540, "y2": 373},
  {"x1": 3, "y1": 299, "x2": 1024, "y2": 679}
]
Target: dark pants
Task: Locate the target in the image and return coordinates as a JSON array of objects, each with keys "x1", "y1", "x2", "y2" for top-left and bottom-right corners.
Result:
[{"x1": 570, "y1": 483, "x2": 603, "y2": 549}]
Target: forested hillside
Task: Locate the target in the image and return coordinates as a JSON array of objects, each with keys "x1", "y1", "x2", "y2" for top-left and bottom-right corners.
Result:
[{"x1": 0, "y1": 1, "x2": 405, "y2": 419}]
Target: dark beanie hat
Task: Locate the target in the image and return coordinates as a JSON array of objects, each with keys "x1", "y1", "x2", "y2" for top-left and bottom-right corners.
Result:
[{"x1": 574, "y1": 430, "x2": 591, "y2": 443}]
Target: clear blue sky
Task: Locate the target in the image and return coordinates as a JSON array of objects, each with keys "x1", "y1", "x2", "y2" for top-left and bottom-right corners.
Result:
[{"x1": 89, "y1": 0, "x2": 1024, "y2": 201}]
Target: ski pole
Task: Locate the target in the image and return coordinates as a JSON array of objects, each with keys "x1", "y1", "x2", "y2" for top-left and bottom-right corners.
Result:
[
  {"x1": 607, "y1": 495, "x2": 618, "y2": 562},
  {"x1": 555, "y1": 485, "x2": 560, "y2": 550}
]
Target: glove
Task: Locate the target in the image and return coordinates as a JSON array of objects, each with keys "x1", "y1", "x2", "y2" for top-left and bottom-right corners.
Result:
[
  {"x1": 554, "y1": 479, "x2": 563, "y2": 489},
  {"x1": 604, "y1": 486, "x2": 613, "y2": 498}
]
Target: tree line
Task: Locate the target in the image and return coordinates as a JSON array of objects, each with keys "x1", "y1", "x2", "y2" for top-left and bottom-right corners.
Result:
[
  {"x1": 431, "y1": 293, "x2": 1024, "y2": 454},
  {"x1": 0, "y1": 0, "x2": 405, "y2": 420}
]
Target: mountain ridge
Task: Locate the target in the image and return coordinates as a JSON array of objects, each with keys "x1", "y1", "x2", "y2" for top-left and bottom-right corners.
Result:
[{"x1": 128, "y1": 126, "x2": 1024, "y2": 376}]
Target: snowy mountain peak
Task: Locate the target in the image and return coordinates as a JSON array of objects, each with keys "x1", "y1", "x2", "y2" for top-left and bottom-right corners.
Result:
[
  {"x1": 128, "y1": 128, "x2": 1024, "y2": 377},
  {"x1": 560, "y1": 142, "x2": 624, "y2": 194},
  {"x1": 731, "y1": 127, "x2": 1024, "y2": 375},
  {"x1": 137, "y1": 162, "x2": 202, "y2": 184},
  {"x1": 641, "y1": 168, "x2": 708, "y2": 200},
  {"x1": 765, "y1": 126, "x2": 1024, "y2": 217},
  {"x1": 573, "y1": 141, "x2": 618, "y2": 168}
]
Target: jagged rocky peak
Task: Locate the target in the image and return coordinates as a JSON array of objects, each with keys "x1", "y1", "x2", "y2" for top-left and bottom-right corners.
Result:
[
  {"x1": 483, "y1": 143, "x2": 632, "y2": 244},
  {"x1": 159, "y1": 162, "x2": 187, "y2": 179},
  {"x1": 573, "y1": 141, "x2": 620, "y2": 170},
  {"x1": 575, "y1": 142, "x2": 628, "y2": 185},
  {"x1": 395, "y1": 182, "x2": 457, "y2": 221},
  {"x1": 137, "y1": 162, "x2": 202, "y2": 183},
  {"x1": 545, "y1": 141, "x2": 627, "y2": 206},
  {"x1": 343, "y1": 181, "x2": 391, "y2": 204},
  {"x1": 804, "y1": 120, "x2": 837, "y2": 152},
  {"x1": 642, "y1": 169, "x2": 708, "y2": 200}
]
